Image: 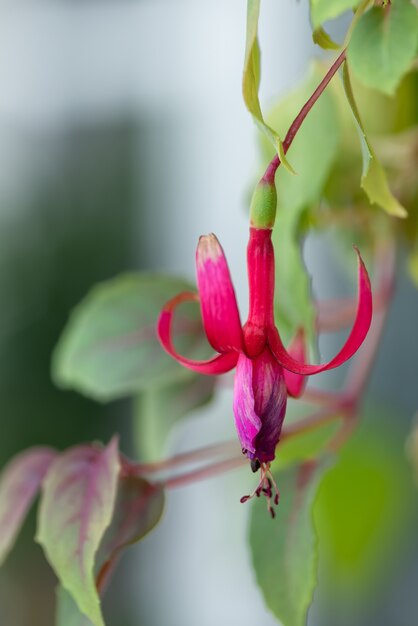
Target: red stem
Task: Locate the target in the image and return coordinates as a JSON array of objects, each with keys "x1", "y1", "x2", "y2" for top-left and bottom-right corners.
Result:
[
  {"x1": 122, "y1": 440, "x2": 238, "y2": 476},
  {"x1": 163, "y1": 457, "x2": 246, "y2": 489},
  {"x1": 262, "y1": 49, "x2": 346, "y2": 184}
]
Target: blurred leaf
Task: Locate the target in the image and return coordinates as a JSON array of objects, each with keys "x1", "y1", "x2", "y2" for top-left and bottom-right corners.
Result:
[
  {"x1": 135, "y1": 374, "x2": 215, "y2": 462},
  {"x1": 275, "y1": 418, "x2": 341, "y2": 469},
  {"x1": 342, "y1": 69, "x2": 418, "y2": 136},
  {"x1": 405, "y1": 415, "x2": 418, "y2": 483},
  {"x1": 0, "y1": 447, "x2": 56, "y2": 566},
  {"x1": 347, "y1": 1, "x2": 418, "y2": 95},
  {"x1": 314, "y1": 413, "x2": 416, "y2": 600},
  {"x1": 408, "y1": 244, "x2": 418, "y2": 287},
  {"x1": 37, "y1": 438, "x2": 120, "y2": 626},
  {"x1": 243, "y1": 0, "x2": 294, "y2": 173},
  {"x1": 310, "y1": 0, "x2": 359, "y2": 28},
  {"x1": 249, "y1": 461, "x2": 329, "y2": 626},
  {"x1": 312, "y1": 26, "x2": 341, "y2": 49},
  {"x1": 343, "y1": 64, "x2": 408, "y2": 217},
  {"x1": 56, "y1": 587, "x2": 94, "y2": 626},
  {"x1": 52, "y1": 273, "x2": 208, "y2": 402},
  {"x1": 261, "y1": 62, "x2": 341, "y2": 344},
  {"x1": 96, "y1": 474, "x2": 164, "y2": 587}
]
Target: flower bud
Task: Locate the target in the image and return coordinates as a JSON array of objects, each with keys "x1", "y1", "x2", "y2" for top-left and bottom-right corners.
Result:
[{"x1": 249, "y1": 179, "x2": 277, "y2": 229}]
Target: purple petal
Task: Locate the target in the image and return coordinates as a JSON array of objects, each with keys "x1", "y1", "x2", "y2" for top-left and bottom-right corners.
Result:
[
  {"x1": 233, "y1": 355, "x2": 262, "y2": 455},
  {"x1": 233, "y1": 349, "x2": 287, "y2": 463}
]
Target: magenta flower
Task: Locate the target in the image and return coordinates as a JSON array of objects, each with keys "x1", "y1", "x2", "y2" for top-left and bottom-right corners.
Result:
[{"x1": 157, "y1": 181, "x2": 372, "y2": 514}]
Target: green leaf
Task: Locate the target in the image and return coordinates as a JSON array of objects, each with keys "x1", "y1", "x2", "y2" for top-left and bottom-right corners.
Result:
[
  {"x1": 310, "y1": 0, "x2": 359, "y2": 28},
  {"x1": 314, "y1": 413, "x2": 416, "y2": 600},
  {"x1": 261, "y1": 62, "x2": 341, "y2": 344},
  {"x1": 249, "y1": 461, "x2": 328, "y2": 626},
  {"x1": 52, "y1": 273, "x2": 209, "y2": 402},
  {"x1": 275, "y1": 418, "x2": 341, "y2": 469},
  {"x1": 408, "y1": 244, "x2": 418, "y2": 287},
  {"x1": 135, "y1": 374, "x2": 215, "y2": 462},
  {"x1": 312, "y1": 26, "x2": 341, "y2": 50},
  {"x1": 56, "y1": 587, "x2": 94, "y2": 626},
  {"x1": 0, "y1": 447, "x2": 56, "y2": 566},
  {"x1": 37, "y1": 438, "x2": 120, "y2": 626},
  {"x1": 343, "y1": 63, "x2": 408, "y2": 217},
  {"x1": 243, "y1": 0, "x2": 294, "y2": 173},
  {"x1": 347, "y1": 0, "x2": 418, "y2": 96}
]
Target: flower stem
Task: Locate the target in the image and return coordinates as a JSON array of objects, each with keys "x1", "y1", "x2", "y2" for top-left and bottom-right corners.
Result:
[
  {"x1": 122, "y1": 440, "x2": 238, "y2": 476},
  {"x1": 163, "y1": 456, "x2": 246, "y2": 490},
  {"x1": 262, "y1": 49, "x2": 346, "y2": 184}
]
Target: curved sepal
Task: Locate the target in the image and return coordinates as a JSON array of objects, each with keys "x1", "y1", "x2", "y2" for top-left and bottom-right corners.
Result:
[
  {"x1": 157, "y1": 291, "x2": 239, "y2": 375},
  {"x1": 269, "y1": 248, "x2": 372, "y2": 376}
]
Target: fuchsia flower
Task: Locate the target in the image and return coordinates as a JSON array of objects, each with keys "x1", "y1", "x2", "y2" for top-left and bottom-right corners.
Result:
[{"x1": 158, "y1": 179, "x2": 372, "y2": 515}]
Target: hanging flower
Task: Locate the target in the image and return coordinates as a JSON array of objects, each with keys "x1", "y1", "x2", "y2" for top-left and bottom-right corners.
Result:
[{"x1": 157, "y1": 178, "x2": 372, "y2": 516}]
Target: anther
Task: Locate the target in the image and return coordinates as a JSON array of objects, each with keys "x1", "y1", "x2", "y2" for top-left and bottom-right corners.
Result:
[{"x1": 250, "y1": 459, "x2": 261, "y2": 473}]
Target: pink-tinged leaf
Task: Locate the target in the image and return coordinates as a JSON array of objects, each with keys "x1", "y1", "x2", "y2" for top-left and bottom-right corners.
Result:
[
  {"x1": 36, "y1": 438, "x2": 120, "y2": 626},
  {"x1": 196, "y1": 234, "x2": 243, "y2": 353},
  {"x1": 233, "y1": 349, "x2": 287, "y2": 463},
  {"x1": 0, "y1": 447, "x2": 56, "y2": 566},
  {"x1": 95, "y1": 475, "x2": 164, "y2": 592},
  {"x1": 55, "y1": 476, "x2": 164, "y2": 626},
  {"x1": 284, "y1": 329, "x2": 307, "y2": 398},
  {"x1": 269, "y1": 248, "x2": 372, "y2": 375},
  {"x1": 52, "y1": 274, "x2": 212, "y2": 402},
  {"x1": 158, "y1": 291, "x2": 239, "y2": 374}
]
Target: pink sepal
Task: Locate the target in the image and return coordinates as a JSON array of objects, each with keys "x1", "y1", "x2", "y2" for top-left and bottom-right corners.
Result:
[
  {"x1": 284, "y1": 328, "x2": 307, "y2": 398},
  {"x1": 196, "y1": 234, "x2": 243, "y2": 353},
  {"x1": 268, "y1": 248, "x2": 372, "y2": 375},
  {"x1": 157, "y1": 291, "x2": 239, "y2": 375}
]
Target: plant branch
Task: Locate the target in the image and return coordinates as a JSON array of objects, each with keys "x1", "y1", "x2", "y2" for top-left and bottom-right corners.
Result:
[
  {"x1": 121, "y1": 440, "x2": 239, "y2": 477},
  {"x1": 262, "y1": 49, "x2": 346, "y2": 184}
]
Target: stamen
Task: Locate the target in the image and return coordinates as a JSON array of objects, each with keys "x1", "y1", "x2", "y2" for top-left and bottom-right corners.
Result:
[{"x1": 239, "y1": 461, "x2": 280, "y2": 519}]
